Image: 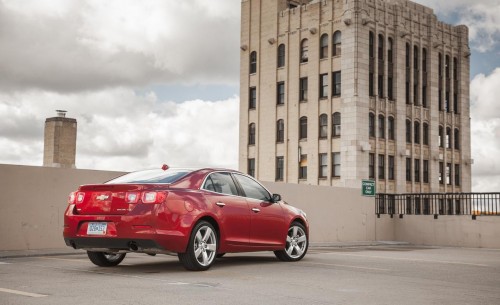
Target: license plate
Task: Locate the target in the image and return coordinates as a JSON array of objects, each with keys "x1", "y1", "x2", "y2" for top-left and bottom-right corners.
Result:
[{"x1": 87, "y1": 222, "x2": 107, "y2": 235}]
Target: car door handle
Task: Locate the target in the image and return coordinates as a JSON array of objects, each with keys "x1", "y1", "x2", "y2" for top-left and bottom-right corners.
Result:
[
  {"x1": 251, "y1": 208, "x2": 260, "y2": 213},
  {"x1": 215, "y1": 202, "x2": 226, "y2": 207}
]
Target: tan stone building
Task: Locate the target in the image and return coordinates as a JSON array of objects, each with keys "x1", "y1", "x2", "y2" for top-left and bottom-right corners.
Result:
[
  {"x1": 43, "y1": 110, "x2": 77, "y2": 168},
  {"x1": 239, "y1": 0, "x2": 471, "y2": 193}
]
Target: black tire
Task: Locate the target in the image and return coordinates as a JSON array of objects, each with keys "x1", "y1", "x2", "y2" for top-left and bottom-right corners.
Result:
[
  {"x1": 216, "y1": 253, "x2": 226, "y2": 259},
  {"x1": 274, "y1": 222, "x2": 308, "y2": 262},
  {"x1": 87, "y1": 251, "x2": 126, "y2": 267},
  {"x1": 178, "y1": 221, "x2": 218, "y2": 271}
]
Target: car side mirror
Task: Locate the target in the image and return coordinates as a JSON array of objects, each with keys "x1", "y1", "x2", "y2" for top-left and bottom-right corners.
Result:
[{"x1": 272, "y1": 194, "x2": 281, "y2": 203}]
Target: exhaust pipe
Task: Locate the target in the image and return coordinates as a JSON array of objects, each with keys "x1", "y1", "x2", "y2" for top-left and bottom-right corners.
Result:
[
  {"x1": 70, "y1": 241, "x2": 77, "y2": 249},
  {"x1": 128, "y1": 241, "x2": 139, "y2": 251}
]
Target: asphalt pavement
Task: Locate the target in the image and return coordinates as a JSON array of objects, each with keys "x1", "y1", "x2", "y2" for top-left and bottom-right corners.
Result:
[{"x1": 1, "y1": 244, "x2": 499, "y2": 305}]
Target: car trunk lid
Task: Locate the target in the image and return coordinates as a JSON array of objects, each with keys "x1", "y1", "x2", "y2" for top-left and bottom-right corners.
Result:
[{"x1": 75, "y1": 184, "x2": 145, "y2": 215}]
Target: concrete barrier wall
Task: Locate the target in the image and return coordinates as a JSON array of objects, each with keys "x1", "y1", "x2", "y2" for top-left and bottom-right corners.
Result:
[
  {"x1": 0, "y1": 164, "x2": 124, "y2": 251},
  {"x1": 390, "y1": 215, "x2": 500, "y2": 248},
  {"x1": 1, "y1": 164, "x2": 498, "y2": 251}
]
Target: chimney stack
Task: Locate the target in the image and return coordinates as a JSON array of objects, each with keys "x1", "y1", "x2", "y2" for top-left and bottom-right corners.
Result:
[{"x1": 43, "y1": 110, "x2": 77, "y2": 168}]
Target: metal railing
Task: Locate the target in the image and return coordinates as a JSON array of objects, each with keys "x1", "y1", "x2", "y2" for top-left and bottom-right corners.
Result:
[{"x1": 376, "y1": 193, "x2": 500, "y2": 219}]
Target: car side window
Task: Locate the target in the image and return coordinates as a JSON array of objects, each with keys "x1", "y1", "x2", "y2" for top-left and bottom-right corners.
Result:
[
  {"x1": 233, "y1": 174, "x2": 271, "y2": 201},
  {"x1": 203, "y1": 172, "x2": 239, "y2": 196}
]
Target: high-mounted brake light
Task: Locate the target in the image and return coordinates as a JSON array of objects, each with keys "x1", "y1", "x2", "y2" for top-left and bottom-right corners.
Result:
[{"x1": 141, "y1": 191, "x2": 167, "y2": 204}]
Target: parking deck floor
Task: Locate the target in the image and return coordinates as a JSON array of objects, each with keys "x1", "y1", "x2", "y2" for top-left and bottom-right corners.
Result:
[{"x1": 1, "y1": 245, "x2": 499, "y2": 305}]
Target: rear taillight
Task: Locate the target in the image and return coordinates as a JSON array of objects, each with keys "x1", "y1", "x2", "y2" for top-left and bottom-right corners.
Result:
[
  {"x1": 141, "y1": 191, "x2": 167, "y2": 204},
  {"x1": 68, "y1": 191, "x2": 85, "y2": 204},
  {"x1": 68, "y1": 192, "x2": 76, "y2": 204},
  {"x1": 125, "y1": 192, "x2": 140, "y2": 204}
]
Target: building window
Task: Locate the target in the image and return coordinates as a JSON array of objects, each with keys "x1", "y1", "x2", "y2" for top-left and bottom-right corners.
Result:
[
  {"x1": 319, "y1": 114, "x2": 328, "y2": 139},
  {"x1": 406, "y1": 119, "x2": 412, "y2": 143},
  {"x1": 333, "y1": 31, "x2": 341, "y2": 56},
  {"x1": 332, "y1": 152, "x2": 341, "y2": 178},
  {"x1": 276, "y1": 156, "x2": 284, "y2": 181},
  {"x1": 277, "y1": 44, "x2": 285, "y2": 68},
  {"x1": 439, "y1": 53, "x2": 443, "y2": 111},
  {"x1": 378, "y1": 154, "x2": 385, "y2": 179},
  {"x1": 405, "y1": 43, "x2": 410, "y2": 104},
  {"x1": 388, "y1": 155, "x2": 395, "y2": 180},
  {"x1": 453, "y1": 57, "x2": 459, "y2": 114},
  {"x1": 423, "y1": 123, "x2": 429, "y2": 145},
  {"x1": 332, "y1": 71, "x2": 341, "y2": 96},
  {"x1": 406, "y1": 158, "x2": 412, "y2": 182},
  {"x1": 454, "y1": 128, "x2": 460, "y2": 150},
  {"x1": 319, "y1": 153, "x2": 328, "y2": 178},
  {"x1": 332, "y1": 112, "x2": 341, "y2": 137},
  {"x1": 248, "y1": 158, "x2": 255, "y2": 177},
  {"x1": 414, "y1": 121, "x2": 420, "y2": 144},
  {"x1": 378, "y1": 115, "x2": 385, "y2": 139},
  {"x1": 439, "y1": 162, "x2": 444, "y2": 184},
  {"x1": 300, "y1": 39, "x2": 309, "y2": 63},
  {"x1": 276, "y1": 119, "x2": 284, "y2": 143},
  {"x1": 423, "y1": 160, "x2": 429, "y2": 183},
  {"x1": 445, "y1": 55, "x2": 451, "y2": 113},
  {"x1": 388, "y1": 116, "x2": 395, "y2": 140},
  {"x1": 248, "y1": 123, "x2": 256, "y2": 145},
  {"x1": 369, "y1": 113, "x2": 375, "y2": 138},
  {"x1": 388, "y1": 37, "x2": 394, "y2": 101},
  {"x1": 369, "y1": 153, "x2": 375, "y2": 179},
  {"x1": 299, "y1": 154, "x2": 307, "y2": 179},
  {"x1": 319, "y1": 73, "x2": 328, "y2": 98},
  {"x1": 378, "y1": 34, "x2": 384, "y2": 61},
  {"x1": 299, "y1": 116, "x2": 308, "y2": 140},
  {"x1": 249, "y1": 87, "x2": 256, "y2": 109},
  {"x1": 277, "y1": 82, "x2": 285, "y2": 105},
  {"x1": 414, "y1": 159, "x2": 420, "y2": 183},
  {"x1": 369, "y1": 32, "x2": 375, "y2": 97},
  {"x1": 422, "y1": 48, "x2": 428, "y2": 108},
  {"x1": 378, "y1": 75, "x2": 384, "y2": 98},
  {"x1": 299, "y1": 77, "x2": 308, "y2": 101},
  {"x1": 446, "y1": 163, "x2": 452, "y2": 185},
  {"x1": 249, "y1": 51, "x2": 257, "y2": 74},
  {"x1": 439, "y1": 126, "x2": 444, "y2": 147},
  {"x1": 320, "y1": 34, "x2": 328, "y2": 59},
  {"x1": 446, "y1": 127, "x2": 452, "y2": 149},
  {"x1": 413, "y1": 45, "x2": 419, "y2": 106},
  {"x1": 378, "y1": 34, "x2": 384, "y2": 98},
  {"x1": 455, "y1": 164, "x2": 460, "y2": 186}
]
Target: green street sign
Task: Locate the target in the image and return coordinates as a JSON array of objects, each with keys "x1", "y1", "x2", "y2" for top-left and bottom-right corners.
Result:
[{"x1": 362, "y1": 180, "x2": 376, "y2": 197}]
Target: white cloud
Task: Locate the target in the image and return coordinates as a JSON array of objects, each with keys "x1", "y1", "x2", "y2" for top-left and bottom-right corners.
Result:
[
  {"x1": 0, "y1": 89, "x2": 240, "y2": 172},
  {"x1": 0, "y1": 0, "x2": 241, "y2": 92},
  {"x1": 470, "y1": 68, "x2": 500, "y2": 191},
  {"x1": 415, "y1": 0, "x2": 500, "y2": 53}
]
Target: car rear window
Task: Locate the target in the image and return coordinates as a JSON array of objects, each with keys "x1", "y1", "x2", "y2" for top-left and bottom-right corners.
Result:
[{"x1": 106, "y1": 169, "x2": 192, "y2": 184}]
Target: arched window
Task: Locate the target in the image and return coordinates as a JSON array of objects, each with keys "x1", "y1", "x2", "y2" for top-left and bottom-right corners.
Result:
[
  {"x1": 423, "y1": 122, "x2": 429, "y2": 145},
  {"x1": 369, "y1": 113, "x2": 375, "y2": 138},
  {"x1": 320, "y1": 34, "x2": 328, "y2": 59},
  {"x1": 422, "y1": 48, "x2": 428, "y2": 108},
  {"x1": 388, "y1": 116, "x2": 395, "y2": 140},
  {"x1": 332, "y1": 112, "x2": 341, "y2": 137},
  {"x1": 299, "y1": 116, "x2": 308, "y2": 140},
  {"x1": 414, "y1": 121, "x2": 420, "y2": 144},
  {"x1": 406, "y1": 119, "x2": 412, "y2": 143},
  {"x1": 319, "y1": 114, "x2": 328, "y2": 138},
  {"x1": 277, "y1": 44, "x2": 285, "y2": 68},
  {"x1": 300, "y1": 39, "x2": 309, "y2": 63},
  {"x1": 249, "y1": 123, "x2": 256, "y2": 145},
  {"x1": 446, "y1": 127, "x2": 452, "y2": 148},
  {"x1": 249, "y1": 51, "x2": 257, "y2": 74},
  {"x1": 333, "y1": 31, "x2": 341, "y2": 56},
  {"x1": 405, "y1": 43, "x2": 411, "y2": 104},
  {"x1": 276, "y1": 119, "x2": 284, "y2": 143},
  {"x1": 378, "y1": 115, "x2": 385, "y2": 139},
  {"x1": 454, "y1": 128, "x2": 460, "y2": 150}
]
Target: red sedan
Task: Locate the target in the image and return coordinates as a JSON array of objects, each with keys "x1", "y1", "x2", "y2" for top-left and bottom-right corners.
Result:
[{"x1": 63, "y1": 166, "x2": 309, "y2": 271}]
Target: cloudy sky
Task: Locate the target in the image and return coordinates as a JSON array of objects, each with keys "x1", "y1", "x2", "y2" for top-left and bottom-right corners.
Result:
[{"x1": 0, "y1": 0, "x2": 499, "y2": 192}]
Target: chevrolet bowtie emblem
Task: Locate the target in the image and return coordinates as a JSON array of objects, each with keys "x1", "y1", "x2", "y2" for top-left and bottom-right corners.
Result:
[{"x1": 96, "y1": 194, "x2": 110, "y2": 200}]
